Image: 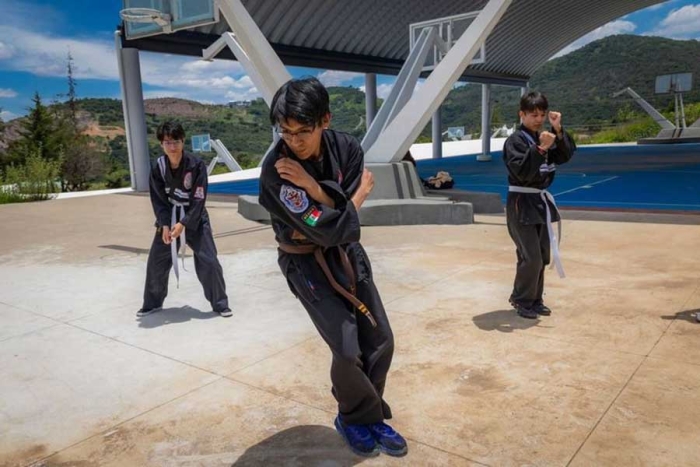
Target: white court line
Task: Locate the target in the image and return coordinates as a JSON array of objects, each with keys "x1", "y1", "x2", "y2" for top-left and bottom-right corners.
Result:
[
  {"x1": 554, "y1": 176, "x2": 619, "y2": 197},
  {"x1": 560, "y1": 200, "x2": 700, "y2": 208}
]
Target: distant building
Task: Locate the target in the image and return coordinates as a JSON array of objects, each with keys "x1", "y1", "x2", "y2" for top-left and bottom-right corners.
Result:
[{"x1": 227, "y1": 101, "x2": 252, "y2": 108}]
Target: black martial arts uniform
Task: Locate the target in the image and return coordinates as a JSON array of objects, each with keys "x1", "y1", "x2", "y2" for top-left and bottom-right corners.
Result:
[
  {"x1": 503, "y1": 125, "x2": 576, "y2": 309},
  {"x1": 142, "y1": 152, "x2": 229, "y2": 313},
  {"x1": 259, "y1": 130, "x2": 394, "y2": 425}
]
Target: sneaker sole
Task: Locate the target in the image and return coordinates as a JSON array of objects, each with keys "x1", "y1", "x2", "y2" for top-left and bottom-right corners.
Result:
[
  {"x1": 334, "y1": 417, "x2": 380, "y2": 458},
  {"x1": 516, "y1": 310, "x2": 539, "y2": 319},
  {"x1": 377, "y1": 443, "x2": 408, "y2": 457},
  {"x1": 137, "y1": 307, "x2": 161, "y2": 317},
  {"x1": 217, "y1": 311, "x2": 233, "y2": 318}
]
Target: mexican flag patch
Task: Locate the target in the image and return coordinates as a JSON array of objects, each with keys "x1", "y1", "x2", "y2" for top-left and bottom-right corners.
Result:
[{"x1": 302, "y1": 206, "x2": 322, "y2": 227}]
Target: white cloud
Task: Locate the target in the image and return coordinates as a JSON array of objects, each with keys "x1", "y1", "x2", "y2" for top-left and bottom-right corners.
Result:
[
  {"x1": 317, "y1": 70, "x2": 363, "y2": 87},
  {"x1": 376, "y1": 83, "x2": 394, "y2": 99},
  {"x1": 644, "y1": 3, "x2": 666, "y2": 11},
  {"x1": 224, "y1": 85, "x2": 261, "y2": 102},
  {"x1": 0, "y1": 25, "x2": 120, "y2": 79},
  {"x1": 0, "y1": 88, "x2": 17, "y2": 98},
  {"x1": 647, "y1": 4, "x2": 700, "y2": 39},
  {"x1": 0, "y1": 41, "x2": 13, "y2": 59},
  {"x1": 0, "y1": 0, "x2": 63, "y2": 32},
  {"x1": 553, "y1": 20, "x2": 637, "y2": 58},
  {"x1": 0, "y1": 24, "x2": 260, "y2": 104},
  {"x1": 359, "y1": 80, "x2": 423, "y2": 100},
  {"x1": 1, "y1": 109, "x2": 18, "y2": 121}
]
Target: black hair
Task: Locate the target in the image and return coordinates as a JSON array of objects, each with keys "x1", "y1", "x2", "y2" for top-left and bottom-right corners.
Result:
[
  {"x1": 156, "y1": 121, "x2": 186, "y2": 142},
  {"x1": 519, "y1": 91, "x2": 549, "y2": 113},
  {"x1": 269, "y1": 77, "x2": 330, "y2": 127}
]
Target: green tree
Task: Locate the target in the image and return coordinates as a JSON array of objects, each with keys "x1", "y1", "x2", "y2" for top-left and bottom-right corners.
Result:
[{"x1": 10, "y1": 92, "x2": 64, "y2": 163}]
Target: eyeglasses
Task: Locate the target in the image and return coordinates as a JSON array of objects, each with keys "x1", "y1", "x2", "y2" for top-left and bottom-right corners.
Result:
[
  {"x1": 162, "y1": 140, "x2": 184, "y2": 147},
  {"x1": 276, "y1": 126, "x2": 315, "y2": 142}
]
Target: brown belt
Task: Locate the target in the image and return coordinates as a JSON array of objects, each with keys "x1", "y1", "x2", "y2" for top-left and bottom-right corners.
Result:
[{"x1": 278, "y1": 241, "x2": 377, "y2": 328}]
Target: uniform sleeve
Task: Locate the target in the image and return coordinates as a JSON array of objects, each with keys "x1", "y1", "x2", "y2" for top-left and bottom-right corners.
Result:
[
  {"x1": 259, "y1": 163, "x2": 360, "y2": 247},
  {"x1": 317, "y1": 136, "x2": 364, "y2": 207},
  {"x1": 548, "y1": 128, "x2": 576, "y2": 165},
  {"x1": 503, "y1": 134, "x2": 547, "y2": 184},
  {"x1": 341, "y1": 136, "x2": 364, "y2": 198},
  {"x1": 180, "y1": 162, "x2": 207, "y2": 230},
  {"x1": 149, "y1": 164, "x2": 172, "y2": 228}
]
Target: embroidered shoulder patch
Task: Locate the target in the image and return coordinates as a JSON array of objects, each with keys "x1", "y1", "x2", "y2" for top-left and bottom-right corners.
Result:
[
  {"x1": 183, "y1": 172, "x2": 193, "y2": 189},
  {"x1": 280, "y1": 185, "x2": 309, "y2": 213},
  {"x1": 302, "y1": 206, "x2": 322, "y2": 227},
  {"x1": 194, "y1": 186, "x2": 205, "y2": 199}
]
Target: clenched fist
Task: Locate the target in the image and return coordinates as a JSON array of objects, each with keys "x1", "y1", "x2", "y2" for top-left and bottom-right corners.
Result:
[
  {"x1": 548, "y1": 111, "x2": 562, "y2": 133},
  {"x1": 539, "y1": 131, "x2": 556, "y2": 150},
  {"x1": 359, "y1": 168, "x2": 374, "y2": 195}
]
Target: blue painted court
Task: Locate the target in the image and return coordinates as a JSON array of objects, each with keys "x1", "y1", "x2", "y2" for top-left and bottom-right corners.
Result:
[{"x1": 209, "y1": 143, "x2": 700, "y2": 212}]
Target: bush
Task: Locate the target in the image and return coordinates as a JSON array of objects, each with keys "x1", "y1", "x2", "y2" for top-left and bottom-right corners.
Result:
[
  {"x1": 588, "y1": 118, "x2": 659, "y2": 144},
  {"x1": 0, "y1": 190, "x2": 28, "y2": 204},
  {"x1": 3, "y1": 151, "x2": 61, "y2": 202},
  {"x1": 104, "y1": 168, "x2": 131, "y2": 188}
]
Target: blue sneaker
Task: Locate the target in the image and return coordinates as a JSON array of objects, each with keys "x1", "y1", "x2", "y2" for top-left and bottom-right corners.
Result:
[
  {"x1": 334, "y1": 416, "x2": 379, "y2": 457},
  {"x1": 366, "y1": 421, "x2": 408, "y2": 457}
]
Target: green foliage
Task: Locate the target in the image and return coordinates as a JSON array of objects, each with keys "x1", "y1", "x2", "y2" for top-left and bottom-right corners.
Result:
[
  {"x1": 104, "y1": 168, "x2": 130, "y2": 188},
  {"x1": 3, "y1": 93, "x2": 65, "y2": 170},
  {"x1": 61, "y1": 135, "x2": 108, "y2": 192},
  {"x1": 3, "y1": 150, "x2": 61, "y2": 202},
  {"x1": 588, "y1": 118, "x2": 660, "y2": 144},
  {"x1": 588, "y1": 101, "x2": 700, "y2": 143}
]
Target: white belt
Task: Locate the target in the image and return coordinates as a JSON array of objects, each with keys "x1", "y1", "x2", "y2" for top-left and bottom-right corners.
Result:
[
  {"x1": 508, "y1": 186, "x2": 565, "y2": 278},
  {"x1": 170, "y1": 204, "x2": 188, "y2": 287}
]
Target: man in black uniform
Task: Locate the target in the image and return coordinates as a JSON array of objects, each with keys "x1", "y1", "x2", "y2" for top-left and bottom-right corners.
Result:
[
  {"x1": 137, "y1": 121, "x2": 231, "y2": 318},
  {"x1": 503, "y1": 92, "x2": 575, "y2": 319},
  {"x1": 258, "y1": 78, "x2": 407, "y2": 458}
]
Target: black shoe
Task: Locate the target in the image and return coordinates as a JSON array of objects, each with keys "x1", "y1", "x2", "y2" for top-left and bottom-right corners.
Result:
[
  {"x1": 216, "y1": 308, "x2": 233, "y2": 318},
  {"x1": 136, "y1": 307, "x2": 161, "y2": 317},
  {"x1": 533, "y1": 303, "x2": 551, "y2": 316},
  {"x1": 514, "y1": 304, "x2": 538, "y2": 319}
]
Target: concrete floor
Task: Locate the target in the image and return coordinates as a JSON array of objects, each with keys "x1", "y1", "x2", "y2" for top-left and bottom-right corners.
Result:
[{"x1": 1, "y1": 194, "x2": 699, "y2": 467}]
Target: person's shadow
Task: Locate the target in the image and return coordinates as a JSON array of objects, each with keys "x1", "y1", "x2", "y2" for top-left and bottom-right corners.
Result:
[
  {"x1": 137, "y1": 306, "x2": 220, "y2": 328},
  {"x1": 472, "y1": 309, "x2": 542, "y2": 333},
  {"x1": 231, "y1": 425, "x2": 370, "y2": 466},
  {"x1": 661, "y1": 308, "x2": 700, "y2": 323}
]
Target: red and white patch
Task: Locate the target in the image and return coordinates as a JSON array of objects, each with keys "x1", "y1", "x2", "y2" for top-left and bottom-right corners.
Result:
[
  {"x1": 183, "y1": 172, "x2": 193, "y2": 189},
  {"x1": 194, "y1": 186, "x2": 205, "y2": 199},
  {"x1": 279, "y1": 184, "x2": 309, "y2": 213}
]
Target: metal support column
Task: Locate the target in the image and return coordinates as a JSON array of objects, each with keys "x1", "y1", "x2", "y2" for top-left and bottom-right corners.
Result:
[
  {"x1": 478, "y1": 83, "x2": 492, "y2": 162},
  {"x1": 118, "y1": 44, "x2": 150, "y2": 191},
  {"x1": 432, "y1": 108, "x2": 443, "y2": 159},
  {"x1": 365, "y1": 73, "x2": 377, "y2": 130}
]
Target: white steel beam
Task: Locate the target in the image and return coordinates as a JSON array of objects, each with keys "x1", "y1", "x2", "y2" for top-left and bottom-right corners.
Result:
[{"x1": 364, "y1": 0, "x2": 512, "y2": 163}]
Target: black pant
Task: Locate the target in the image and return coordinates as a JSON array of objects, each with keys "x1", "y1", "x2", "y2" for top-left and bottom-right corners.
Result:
[
  {"x1": 280, "y1": 243, "x2": 394, "y2": 425},
  {"x1": 506, "y1": 216, "x2": 550, "y2": 309},
  {"x1": 143, "y1": 222, "x2": 229, "y2": 312}
]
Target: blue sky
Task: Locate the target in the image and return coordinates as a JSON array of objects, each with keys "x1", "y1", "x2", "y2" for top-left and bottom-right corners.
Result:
[{"x1": 1, "y1": 0, "x2": 699, "y2": 121}]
